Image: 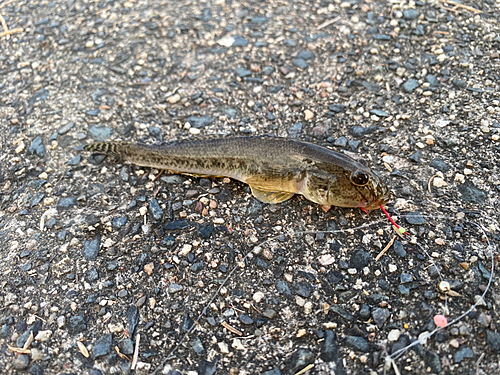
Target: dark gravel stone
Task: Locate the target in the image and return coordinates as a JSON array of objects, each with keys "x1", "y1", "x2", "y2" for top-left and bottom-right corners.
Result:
[
  {"x1": 276, "y1": 280, "x2": 292, "y2": 298},
  {"x1": 119, "y1": 338, "x2": 134, "y2": 355},
  {"x1": 56, "y1": 197, "x2": 76, "y2": 211},
  {"x1": 30, "y1": 193, "x2": 45, "y2": 208},
  {"x1": 93, "y1": 333, "x2": 113, "y2": 357},
  {"x1": 149, "y1": 199, "x2": 163, "y2": 220},
  {"x1": 320, "y1": 331, "x2": 345, "y2": 374},
  {"x1": 452, "y1": 79, "x2": 467, "y2": 88},
  {"x1": 251, "y1": 16, "x2": 268, "y2": 24},
  {"x1": 361, "y1": 81, "x2": 381, "y2": 92},
  {"x1": 186, "y1": 115, "x2": 214, "y2": 128},
  {"x1": 190, "y1": 336, "x2": 205, "y2": 355},
  {"x1": 57, "y1": 122, "x2": 75, "y2": 135},
  {"x1": 67, "y1": 154, "x2": 81, "y2": 165},
  {"x1": 190, "y1": 262, "x2": 205, "y2": 273},
  {"x1": 425, "y1": 351, "x2": 442, "y2": 373},
  {"x1": 404, "y1": 9, "x2": 419, "y2": 20},
  {"x1": 294, "y1": 281, "x2": 313, "y2": 298},
  {"x1": 454, "y1": 346, "x2": 474, "y2": 363},
  {"x1": 286, "y1": 348, "x2": 315, "y2": 374},
  {"x1": 217, "y1": 189, "x2": 232, "y2": 201},
  {"x1": 426, "y1": 75, "x2": 439, "y2": 86},
  {"x1": 328, "y1": 104, "x2": 345, "y2": 113},
  {"x1": 163, "y1": 220, "x2": 189, "y2": 230},
  {"x1": 359, "y1": 305, "x2": 371, "y2": 320},
  {"x1": 414, "y1": 25, "x2": 425, "y2": 36},
  {"x1": 349, "y1": 125, "x2": 377, "y2": 137},
  {"x1": 263, "y1": 368, "x2": 281, "y2": 375},
  {"x1": 232, "y1": 35, "x2": 248, "y2": 47},
  {"x1": 161, "y1": 175, "x2": 185, "y2": 184},
  {"x1": 182, "y1": 314, "x2": 194, "y2": 333},
  {"x1": 293, "y1": 58, "x2": 308, "y2": 69},
  {"x1": 235, "y1": 67, "x2": 251, "y2": 77},
  {"x1": 85, "y1": 109, "x2": 100, "y2": 116},
  {"x1": 83, "y1": 235, "x2": 101, "y2": 261},
  {"x1": 326, "y1": 270, "x2": 342, "y2": 284},
  {"x1": 400, "y1": 272, "x2": 413, "y2": 284},
  {"x1": 370, "y1": 109, "x2": 389, "y2": 117},
  {"x1": 239, "y1": 314, "x2": 254, "y2": 325},
  {"x1": 13, "y1": 354, "x2": 30, "y2": 370},
  {"x1": 424, "y1": 290, "x2": 436, "y2": 299},
  {"x1": 391, "y1": 335, "x2": 411, "y2": 354},
  {"x1": 409, "y1": 150, "x2": 422, "y2": 163},
  {"x1": 287, "y1": 122, "x2": 303, "y2": 138},
  {"x1": 69, "y1": 314, "x2": 87, "y2": 334},
  {"x1": 372, "y1": 308, "x2": 391, "y2": 328},
  {"x1": 393, "y1": 241, "x2": 406, "y2": 257},
  {"x1": 223, "y1": 107, "x2": 237, "y2": 118},
  {"x1": 199, "y1": 226, "x2": 213, "y2": 238},
  {"x1": 457, "y1": 182, "x2": 487, "y2": 205},
  {"x1": 373, "y1": 34, "x2": 390, "y2": 40},
  {"x1": 28, "y1": 88, "x2": 50, "y2": 105},
  {"x1": 296, "y1": 50, "x2": 315, "y2": 60},
  {"x1": 85, "y1": 267, "x2": 99, "y2": 282},
  {"x1": 486, "y1": 330, "x2": 500, "y2": 352},
  {"x1": 405, "y1": 211, "x2": 426, "y2": 225},
  {"x1": 199, "y1": 359, "x2": 217, "y2": 375},
  {"x1": 126, "y1": 305, "x2": 139, "y2": 336},
  {"x1": 329, "y1": 305, "x2": 354, "y2": 321},
  {"x1": 148, "y1": 126, "x2": 162, "y2": 141},
  {"x1": 87, "y1": 183, "x2": 105, "y2": 197},
  {"x1": 333, "y1": 137, "x2": 348, "y2": 147},
  {"x1": 430, "y1": 157, "x2": 451, "y2": 173},
  {"x1": 161, "y1": 236, "x2": 176, "y2": 247},
  {"x1": 112, "y1": 217, "x2": 127, "y2": 229},
  {"x1": 88, "y1": 124, "x2": 112, "y2": 141},
  {"x1": 349, "y1": 249, "x2": 370, "y2": 270},
  {"x1": 403, "y1": 79, "x2": 419, "y2": 92},
  {"x1": 29, "y1": 136, "x2": 46, "y2": 157},
  {"x1": 346, "y1": 336, "x2": 369, "y2": 352},
  {"x1": 28, "y1": 363, "x2": 44, "y2": 375}
]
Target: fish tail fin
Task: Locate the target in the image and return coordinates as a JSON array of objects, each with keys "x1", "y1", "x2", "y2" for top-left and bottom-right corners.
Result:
[{"x1": 84, "y1": 141, "x2": 133, "y2": 159}]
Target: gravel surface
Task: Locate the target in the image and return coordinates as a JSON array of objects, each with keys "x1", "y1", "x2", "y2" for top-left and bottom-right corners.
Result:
[{"x1": 1, "y1": 0, "x2": 499, "y2": 374}]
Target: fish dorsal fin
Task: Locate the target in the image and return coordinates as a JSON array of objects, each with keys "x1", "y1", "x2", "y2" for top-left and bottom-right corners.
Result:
[{"x1": 249, "y1": 185, "x2": 294, "y2": 204}]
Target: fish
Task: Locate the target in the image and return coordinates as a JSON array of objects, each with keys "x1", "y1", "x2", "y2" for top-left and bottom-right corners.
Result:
[{"x1": 84, "y1": 136, "x2": 390, "y2": 210}]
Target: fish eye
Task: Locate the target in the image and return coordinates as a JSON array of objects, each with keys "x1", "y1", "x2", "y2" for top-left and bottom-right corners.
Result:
[
  {"x1": 351, "y1": 170, "x2": 369, "y2": 186},
  {"x1": 358, "y1": 158, "x2": 368, "y2": 167}
]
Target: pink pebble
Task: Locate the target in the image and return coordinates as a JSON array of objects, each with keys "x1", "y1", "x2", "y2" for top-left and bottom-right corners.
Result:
[{"x1": 434, "y1": 314, "x2": 448, "y2": 328}]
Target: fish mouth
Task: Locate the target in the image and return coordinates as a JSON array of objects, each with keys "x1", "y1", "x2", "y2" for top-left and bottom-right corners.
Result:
[{"x1": 360, "y1": 191, "x2": 391, "y2": 210}]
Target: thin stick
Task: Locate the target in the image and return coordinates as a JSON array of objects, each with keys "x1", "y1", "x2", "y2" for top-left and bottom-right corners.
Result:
[
  {"x1": 376, "y1": 235, "x2": 396, "y2": 261},
  {"x1": 0, "y1": 12, "x2": 8, "y2": 32},
  {"x1": 317, "y1": 16, "x2": 341, "y2": 30},
  {"x1": 0, "y1": 27, "x2": 22, "y2": 37},
  {"x1": 0, "y1": 0, "x2": 18, "y2": 9},
  {"x1": 131, "y1": 333, "x2": 140, "y2": 370},
  {"x1": 438, "y1": 0, "x2": 482, "y2": 13}
]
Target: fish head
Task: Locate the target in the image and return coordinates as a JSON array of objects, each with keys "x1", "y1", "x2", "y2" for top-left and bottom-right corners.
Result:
[{"x1": 305, "y1": 157, "x2": 390, "y2": 209}]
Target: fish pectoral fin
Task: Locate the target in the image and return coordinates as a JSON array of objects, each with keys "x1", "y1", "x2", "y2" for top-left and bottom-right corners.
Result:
[{"x1": 249, "y1": 185, "x2": 294, "y2": 204}]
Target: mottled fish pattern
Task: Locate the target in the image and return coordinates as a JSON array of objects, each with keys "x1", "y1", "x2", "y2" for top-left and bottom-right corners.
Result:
[{"x1": 85, "y1": 136, "x2": 390, "y2": 209}]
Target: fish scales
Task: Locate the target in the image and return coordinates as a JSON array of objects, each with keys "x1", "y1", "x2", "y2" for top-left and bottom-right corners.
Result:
[{"x1": 85, "y1": 136, "x2": 390, "y2": 209}]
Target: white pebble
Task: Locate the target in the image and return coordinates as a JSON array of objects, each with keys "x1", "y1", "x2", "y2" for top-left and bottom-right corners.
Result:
[
  {"x1": 433, "y1": 177, "x2": 447, "y2": 188},
  {"x1": 168, "y1": 93, "x2": 181, "y2": 104},
  {"x1": 388, "y1": 329, "x2": 401, "y2": 342},
  {"x1": 304, "y1": 109, "x2": 314, "y2": 120},
  {"x1": 253, "y1": 292, "x2": 265, "y2": 303}
]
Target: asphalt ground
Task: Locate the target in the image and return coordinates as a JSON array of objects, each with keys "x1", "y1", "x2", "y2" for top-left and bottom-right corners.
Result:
[{"x1": 0, "y1": 0, "x2": 499, "y2": 374}]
